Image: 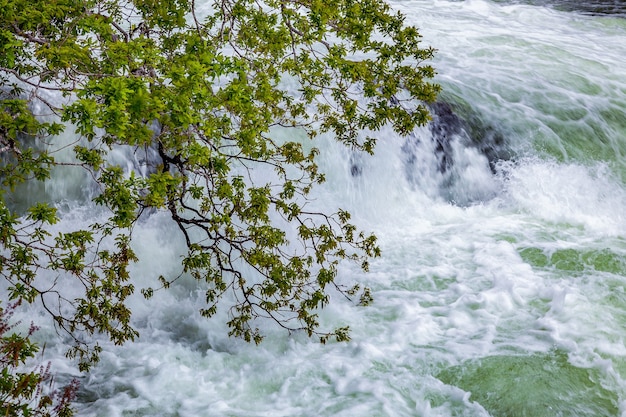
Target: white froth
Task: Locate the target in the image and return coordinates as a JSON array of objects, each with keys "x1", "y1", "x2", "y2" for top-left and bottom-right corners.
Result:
[{"x1": 8, "y1": 0, "x2": 626, "y2": 415}]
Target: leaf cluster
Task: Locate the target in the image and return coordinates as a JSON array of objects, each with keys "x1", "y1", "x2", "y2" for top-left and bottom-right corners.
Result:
[
  {"x1": 0, "y1": 300, "x2": 78, "y2": 417},
  {"x1": 0, "y1": 0, "x2": 438, "y2": 366}
]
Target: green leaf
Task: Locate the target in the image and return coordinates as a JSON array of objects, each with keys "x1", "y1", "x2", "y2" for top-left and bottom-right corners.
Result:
[{"x1": 0, "y1": 0, "x2": 436, "y2": 365}]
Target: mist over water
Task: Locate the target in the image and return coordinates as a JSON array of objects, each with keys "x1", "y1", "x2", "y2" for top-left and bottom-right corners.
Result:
[{"x1": 10, "y1": 0, "x2": 626, "y2": 416}]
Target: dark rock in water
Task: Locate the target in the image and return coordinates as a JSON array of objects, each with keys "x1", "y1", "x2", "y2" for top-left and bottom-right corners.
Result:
[
  {"x1": 348, "y1": 98, "x2": 510, "y2": 205},
  {"x1": 428, "y1": 101, "x2": 465, "y2": 173},
  {"x1": 386, "y1": 97, "x2": 472, "y2": 175},
  {"x1": 462, "y1": 110, "x2": 509, "y2": 174},
  {"x1": 349, "y1": 149, "x2": 363, "y2": 177},
  {"x1": 400, "y1": 102, "x2": 461, "y2": 179},
  {"x1": 554, "y1": 0, "x2": 626, "y2": 16},
  {"x1": 350, "y1": 162, "x2": 362, "y2": 177},
  {"x1": 399, "y1": 100, "x2": 510, "y2": 205},
  {"x1": 403, "y1": 100, "x2": 509, "y2": 176},
  {"x1": 494, "y1": 0, "x2": 626, "y2": 17}
]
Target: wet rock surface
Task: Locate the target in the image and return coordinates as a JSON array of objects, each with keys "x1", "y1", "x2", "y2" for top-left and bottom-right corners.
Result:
[{"x1": 495, "y1": 0, "x2": 626, "y2": 17}]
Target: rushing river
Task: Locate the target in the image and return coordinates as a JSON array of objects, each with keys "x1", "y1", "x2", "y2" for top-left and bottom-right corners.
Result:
[{"x1": 12, "y1": 0, "x2": 626, "y2": 415}]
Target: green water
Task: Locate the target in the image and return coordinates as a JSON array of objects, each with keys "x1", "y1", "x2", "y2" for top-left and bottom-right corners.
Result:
[{"x1": 438, "y1": 350, "x2": 619, "y2": 416}]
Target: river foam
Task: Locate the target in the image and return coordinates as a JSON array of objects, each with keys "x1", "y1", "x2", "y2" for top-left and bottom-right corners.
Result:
[{"x1": 7, "y1": 0, "x2": 626, "y2": 415}]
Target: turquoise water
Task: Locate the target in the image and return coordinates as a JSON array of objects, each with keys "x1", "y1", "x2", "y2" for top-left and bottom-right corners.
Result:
[{"x1": 8, "y1": 0, "x2": 626, "y2": 415}]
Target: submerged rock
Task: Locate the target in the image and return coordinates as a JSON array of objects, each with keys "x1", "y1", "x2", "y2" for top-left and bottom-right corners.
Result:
[
  {"x1": 402, "y1": 100, "x2": 509, "y2": 205},
  {"x1": 494, "y1": 0, "x2": 626, "y2": 17},
  {"x1": 403, "y1": 101, "x2": 509, "y2": 175},
  {"x1": 347, "y1": 97, "x2": 510, "y2": 205},
  {"x1": 428, "y1": 101, "x2": 461, "y2": 174},
  {"x1": 437, "y1": 350, "x2": 619, "y2": 417}
]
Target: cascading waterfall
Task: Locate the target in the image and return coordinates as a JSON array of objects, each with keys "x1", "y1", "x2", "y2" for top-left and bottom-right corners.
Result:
[{"x1": 8, "y1": 0, "x2": 626, "y2": 415}]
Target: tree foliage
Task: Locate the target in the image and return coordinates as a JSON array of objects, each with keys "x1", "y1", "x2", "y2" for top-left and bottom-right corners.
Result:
[
  {"x1": 0, "y1": 0, "x2": 438, "y2": 368},
  {"x1": 0, "y1": 300, "x2": 78, "y2": 416}
]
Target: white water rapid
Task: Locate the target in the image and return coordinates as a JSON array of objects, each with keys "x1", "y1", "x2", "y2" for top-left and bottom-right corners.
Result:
[{"x1": 10, "y1": 0, "x2": 626, "y2": 416}]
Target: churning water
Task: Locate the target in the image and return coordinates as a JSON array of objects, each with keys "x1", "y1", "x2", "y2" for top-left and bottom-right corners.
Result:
[{"x1": 12, "y1": 0, "x2": 626, "y2": 415}]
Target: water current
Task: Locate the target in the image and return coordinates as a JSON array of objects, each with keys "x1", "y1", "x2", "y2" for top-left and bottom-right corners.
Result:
[{"x1": 10, "y1": 0, "x2": 626, "y2": 415}]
